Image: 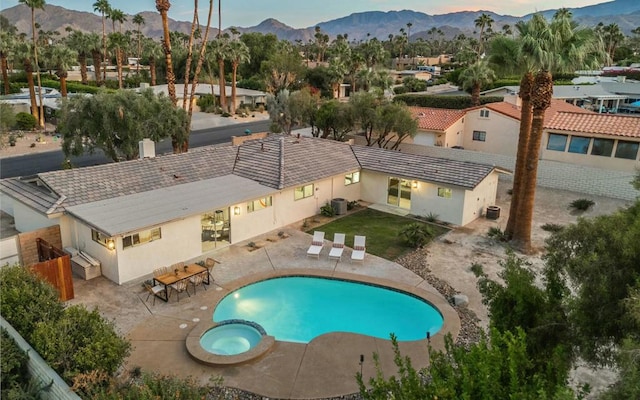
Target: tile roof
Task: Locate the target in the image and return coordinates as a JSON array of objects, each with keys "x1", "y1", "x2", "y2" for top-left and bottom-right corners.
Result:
[
  {"x1": 232, "y1": 135, "x2": 361, "y2": 189},
  {"x1": 545, "y1": 112, "x2": 640, "y2": 138},
  {"x1": 484, "y1": 99, "x2": 594, "y2": 126},
  {"x1": 352, "y1": 145, "x2": 495, "y2": 190},
  {"x1": 409, "y1": 107, "x2": 466, "y2": 131}
]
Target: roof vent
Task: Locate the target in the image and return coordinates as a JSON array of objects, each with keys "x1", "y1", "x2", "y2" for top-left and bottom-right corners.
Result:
[{"x1": 139, "y1": 138, "x2": 156, "y2": 159}]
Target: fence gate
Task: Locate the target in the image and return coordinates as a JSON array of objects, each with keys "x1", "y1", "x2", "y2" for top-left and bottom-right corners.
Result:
[{"x1": 28, "y1": 238, "x2": 74, "y2": 301}]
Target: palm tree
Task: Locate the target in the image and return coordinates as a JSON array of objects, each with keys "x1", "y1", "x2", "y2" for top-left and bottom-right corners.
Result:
[
  {"x1": 19, "y1": 0, "x2": 46, "y2": 128},
  {"x1": 459, "y1": 61, "x2": 495, "y2": 106},
  {"x1": 86, "y1": 32, "x2": 103, "y2": 84},
  {"x1": 208, "y1": 36, "x2": 230, "y2": 112},
  {"x1": 13, "y1": 41, "x2": 38, "y2": 123},
  {"x1": 49, "y1": 43, "x2": 77, "y2": 97},
  {"x1": 0, "y1": 30, "x2": 16, "y2": 95},
  {"x1": 595, "y1": 23, "x2": 624, "y2": 65},
  {"x1": 65, "y1": 30, "x2": 89, "y2": 84},
  {"x1": 143, "y1": 38, "x2": 162, "y2": 86},
  {"x1": 156, "y1": 0, "x2": 176, "y2": 106},
  {"x1": 93, "y1": 0, "x2": 111, "y2": 84},
  {"x1": 108, "y1": 8, "x2": 126, "y2": 33},
  {"x1": 132, "y1": 14, "x2": 145, "y2": 74},
  {"x1": 508, "y1": 11, "x2": 606, "y2": 252},
  {"x1": 474, "y1": 12, "x2": 494, "y2": 56},
  {"x1": 108, "y1": 32, "x2": 128, "y2": 89},
  {"x1": 228, "y1": 39, "x2": 250, "y2": 114}
]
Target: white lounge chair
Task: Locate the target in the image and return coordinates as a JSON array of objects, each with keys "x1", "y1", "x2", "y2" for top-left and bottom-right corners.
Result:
[
  {"x1": 328, "y1": 233, "x2": 346, "y2": 260},
  {"x1": 351, "y1": 235, "x2": 366, "y2": 263},
  {"x1": 306, "y1": 231, "x2": 325, "y2": 258}
]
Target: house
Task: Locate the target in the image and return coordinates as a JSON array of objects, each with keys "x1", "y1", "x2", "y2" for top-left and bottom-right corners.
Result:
[
  {"x1": 0, "y1": 135, "x2": 504, "y2": 285},
  {"x1": 139, "y1": 83, "x2": 268, "y2": 112},
  {"x1": 408, "y1": 107, "x2": 467, "y2": 147}
]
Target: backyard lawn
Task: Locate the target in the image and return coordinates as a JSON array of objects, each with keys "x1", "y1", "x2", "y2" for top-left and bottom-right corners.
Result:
[{"x1": 307, "y1": 208, "x2": 450, "y2": 260}]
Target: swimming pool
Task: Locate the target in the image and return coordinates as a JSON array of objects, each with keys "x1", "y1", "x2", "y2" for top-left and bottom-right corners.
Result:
[{"x1": 213, "y1": 276, "x2": 443, "y2": 343}]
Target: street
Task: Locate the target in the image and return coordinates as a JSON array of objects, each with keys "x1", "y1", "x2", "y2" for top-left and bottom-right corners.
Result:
[{"x1": 0, "y1": 120, "x2": 271, "y2": 179}]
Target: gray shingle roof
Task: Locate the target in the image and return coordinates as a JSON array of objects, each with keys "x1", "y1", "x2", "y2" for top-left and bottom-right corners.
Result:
[
  {"x1": 352, "y1": 145, "x2": 494, "y2": 189},
  {"x1": 232, "y1": 136, "x2": 361, "y2": 189}
]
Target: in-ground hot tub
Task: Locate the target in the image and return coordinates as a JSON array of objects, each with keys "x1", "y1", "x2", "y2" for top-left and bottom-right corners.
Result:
[{"x1": 186, "y1": 319, "x2": 275, "y2": 365}]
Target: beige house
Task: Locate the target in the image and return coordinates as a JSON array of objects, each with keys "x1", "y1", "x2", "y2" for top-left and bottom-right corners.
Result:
[
  {"x1": 407, "y1": 107, "x2": 466, "y2": 147},
  {"x1": 1, "y1": 135, "x2": 503, "y2": 285}
]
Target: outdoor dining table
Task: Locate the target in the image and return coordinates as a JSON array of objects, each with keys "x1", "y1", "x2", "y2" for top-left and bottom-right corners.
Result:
[{"x1": 152, "y1": 264, "x2": 209, "y2": 302}]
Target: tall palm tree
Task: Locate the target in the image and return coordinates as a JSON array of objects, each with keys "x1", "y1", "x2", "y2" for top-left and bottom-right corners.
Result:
[
  {"x1": 86, "y1": 32, "x2": 103, "y2": 84},
  {"x1": 108, "y1": 32, "x2": 128, "y2": 89},
  {"x1": 208, "y1": 36, "x2": 230, "y2": 112},
  {"x1": 48, "y1": 43, "x2": 77, "y2": 97},
  {"x1": 474, "y1": 12, "x2": 494, "y2": 56},
  {"x1": 93, "y1": 0, "x2": 111, "y2": 84},
  {"x1": 459, "y1": 61, "x2": 495, "y2": 106},
  {"x1": 65, "y1": 30, "x2": 90, "y2": 84},
  {"x1": 132, "y1": 13, "x2": 145, "y2": 74},
  {"x1": 228, "y1": 39, "x2": 250, "y2": 114},
  {"x1": 156, "y1": 0, "x2": 176, "y2": 106},
  {"x1": 143, "y1": 38, "x2": 162, "y2": 86},
  {"x1": 0, "y1": 30, "x2": 16, "y2": 95},
  {"x1": 595, "y1": 22, "x2": 624, "y2": 65},
  {"x1": 509, "y1": 11, "x2": 606, "y2": 252},
  {"x1": 19, "y1": 0, "x2": 46, "y2": 128},
  {"x1": 13, "y1": 41, "x2": 38, "y2": 122},
  {"x1": 108, "y1": 8, "x2": 126, "y2": 33}
]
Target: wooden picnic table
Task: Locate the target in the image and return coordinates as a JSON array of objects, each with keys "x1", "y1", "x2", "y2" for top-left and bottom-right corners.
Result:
[{"x1": 153, "y1": 264, "x2": 209, "y2": 302}]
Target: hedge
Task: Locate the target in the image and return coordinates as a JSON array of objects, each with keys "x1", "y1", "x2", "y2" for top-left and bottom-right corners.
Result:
[{"x1": 393, "y1": 94, "x2": 504, "y2": 109}]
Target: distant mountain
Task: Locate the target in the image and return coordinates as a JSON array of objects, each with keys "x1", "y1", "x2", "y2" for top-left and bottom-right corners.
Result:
[{"x1": 2, "y1": 0, "x2": 639, "y2": 43}]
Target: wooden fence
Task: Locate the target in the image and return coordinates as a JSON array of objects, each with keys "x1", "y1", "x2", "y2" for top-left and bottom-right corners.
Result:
[{"x1": 28, "y1": 238, "x2": 74, "y2": 301}]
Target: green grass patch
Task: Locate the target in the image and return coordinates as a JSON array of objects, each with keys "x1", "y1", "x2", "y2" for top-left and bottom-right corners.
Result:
[{"x1": 306, "y1": 208, "x2": 449, "y2": 260}]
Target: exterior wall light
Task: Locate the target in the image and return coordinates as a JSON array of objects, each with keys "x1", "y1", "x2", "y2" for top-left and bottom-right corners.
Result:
[
  {"x1": 106, "y1": 238, "x2": 116, "y2": 250},
  {"x1": 412, "y1": 181, "x2": 418, "y2": 189},
  {"x1": 234, "y1": 206, "x2": 241, "y2": 215}
]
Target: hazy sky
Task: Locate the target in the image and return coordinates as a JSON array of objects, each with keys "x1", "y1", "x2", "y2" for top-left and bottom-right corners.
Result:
[{"x1": 1, "y1": 0, "x2": 607, "y2": 29}]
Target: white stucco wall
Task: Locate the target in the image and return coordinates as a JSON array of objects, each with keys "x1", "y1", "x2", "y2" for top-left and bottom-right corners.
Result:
[
  {"x1": 462, "y1": 109, "x2": 519, "y2": 156},
  {"x1": 410, "y1": 181, "x2": 466, "y2": 225},
  {"x1": 461, "y1": 173, "x2": 499, "y2": 225},
  {"x1": 0, "y1": 193, "x2": 14, "y2": 215},
  {"x1": 11, "y1": 202, "x2": 59, "y2": 233},
  {"x1": 442, "y1": 118, "x2": 466, "y2": 148}
]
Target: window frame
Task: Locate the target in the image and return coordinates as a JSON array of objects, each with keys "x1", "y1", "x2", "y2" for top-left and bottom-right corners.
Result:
[
  {"x1": 91, "y1": 229, "x2": 110, "y2": 248},
  {"x1": 437, "y1": 187, "x2": 452, "y2": 199},
  {"x1": 247, "y1": 196, "x2": 273, "y2": 213},
  {"x1": 614, "y1": 140, "x2": 640, "y2": 160},
  {"x1": 590, "y1": 138, "x2": 614, "y2": 157},
  {"x1": 344, "y1": 171, "x2": 361, "y2": 186},
  {"x1": 567, "y1": 136, "x2": 591, "y2": 154},
  {"x1": 479, "y1": 109, "x2": 490, "y2": 118},
  {"x1": 546, "y1": 133, "x2": 568, "y2": 152},
  {"x1": 472, "y1": 130, "x2": 486, "y2": 142},
  {"x1": 122, "y1": 227, "x2": 162, "y2": 249},
  {"x1": 294, "y1": 184, "x2": 314, "y2": 200}
]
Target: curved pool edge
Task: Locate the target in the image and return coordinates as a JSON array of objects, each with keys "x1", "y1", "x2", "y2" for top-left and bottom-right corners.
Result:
[
  {"x1": 212, "y1": 268, "x2": 461, "y2": 346},
  {"x1": 186, "y1": 320, "x2": 275, "y2": 366}
]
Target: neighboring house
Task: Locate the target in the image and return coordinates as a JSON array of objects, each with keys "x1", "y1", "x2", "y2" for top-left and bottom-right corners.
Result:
[
  {"x1": 407, "y1": 107, "x2": 467, "y2": 147},
  {"x1": 139, "y1": 83, "x2": 268, "y2": 111},
  {"x1": 392, "y1": 55, "x2": 452, "y2": 71},
  {"x1": 0, "y1": 135, "x2": 504, "y2": 285}
]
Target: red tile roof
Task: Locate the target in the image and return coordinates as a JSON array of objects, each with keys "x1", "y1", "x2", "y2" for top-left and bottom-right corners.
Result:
[
  {"x1": 546, "y1": 112, "x2": 640, "y2": 138},
  {"x1": 410, "y1": 107, "x2": 466, "y2": 131},
  {"x1": 484, "y1": 99, "x2": 593, "y2": 126}
]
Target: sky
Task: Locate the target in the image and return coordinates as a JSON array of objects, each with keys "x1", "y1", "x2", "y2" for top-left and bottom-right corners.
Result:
[{"x1": 1, "y1": 0, "x2": 607, "y2": 29}]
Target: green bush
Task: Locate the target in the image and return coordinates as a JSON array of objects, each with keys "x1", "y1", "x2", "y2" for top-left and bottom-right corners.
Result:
[
  {"x1": 487, "y1": 226, "x2": 508, "y2": 241},
  {"x1": 14, "y1": 112, "x2": 37, "y2": 130},
  {"x1": 0, "y1": 265, "x2": 64, "y2": 342},
  {"x1": 30, "y1": 305, "x2": 131, "y2": 382},
  {"x1": 393, "y1": 94, "x2": 503, "y2": 109},
  {"x1": 541, "y1": 223, "x2": 564, "y2": 232},
  {"x1": 320, "y1": 203, "x2": 335, "y2": 217},
  {"x1": 80, "y1": 371, "x2": 214, "y2": 399},
  {"x1": 569, "y1": 198, "x2": 595, "y2": 211},
  {"x1": 399, "y1": 222, "x2": 434, "y2": 247},
  {"x1": 393, "y1": 86, "x2": 409, "y2": 95},
  {"x1": 424, "y1": 212, "x2": 439, "y2": 222},
  {"x1": 1, "y1": 328, "x2": 29, "y2": 393},
  {"x1": 196, "y1": 94, "x2": 215, "y2": 110}
]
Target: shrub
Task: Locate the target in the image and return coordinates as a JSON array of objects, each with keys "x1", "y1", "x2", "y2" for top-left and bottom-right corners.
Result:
[
  {"x1": 320, "y1": 203, "x2": 335, "y2": 217},
  {"x1": 393, "y1": 94, "x2": 503, "y2": 109},
  {"x1": 541, "y1": 223, "x2": 564, "y2": 233},
  {"x1": 14, "y1": 112, "x2": 37, "y2": 130},
  {"x1": 425, "y1": 212, "x2": 439, "y2": 222},
  {"x1": 0, "y1": 265, "x2": 64, "y2": 342},
  {"x1": 393, "y1": 86, "x2": 409, "y2": 95},
  {"x1": 30, "y1": 305, "x2": 131, "y2": 382},
  {"x1": 347, "y1": 200, "x2": 359, "y2": 211},
  {"x1": 570, "y1": 198, "x2": 595, "y2": 211},
  {"x1": 196, "y1": 94, "x2": 215, "y2": 110},
  {"x1": 399, "y1": 222, "x2": 435, "y2": 247},
  {"x1": 470, "y1": 263, "x2": 485, "y2": 277},
  {"x1": 487, "y1": 226, "x2": 508, "y2": 241},
  {"x1": 1, "y1": 328, "x2": 29, "y2": 393},
  {"x1": 221, "y1": 112, "x2": 231, "y2": 117}
]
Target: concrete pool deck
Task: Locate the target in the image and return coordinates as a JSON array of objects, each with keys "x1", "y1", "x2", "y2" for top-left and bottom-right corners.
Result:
[{"x1": 68, "y1": 228, "x2": 460, "y2": 399}]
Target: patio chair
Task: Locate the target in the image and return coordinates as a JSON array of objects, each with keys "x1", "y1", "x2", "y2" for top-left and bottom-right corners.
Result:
[
  {"x1": 306, "y1": 231, "x2": 325, "y2": 258},
  {"x1": 189, "y1": 271, "x2": 208, "y2": 294},
  {"x1": 153, "y1": 266, "x2": 167, "y2": 279},
  {"x1": 205, "y1": 257, "x2": 220, "y2": 282},
  {"x1": 143, "y1": 281, "x2": 165, "y2": 305},
  {"x1": 169, "y1": 279, "x2": 190, "y2": 302},
  {"x1": 328, "y1": 233, "x2": 346, "y2": 261},
  {"x1": 351, "y1": 235, "x2": 366, "y2": 263}
]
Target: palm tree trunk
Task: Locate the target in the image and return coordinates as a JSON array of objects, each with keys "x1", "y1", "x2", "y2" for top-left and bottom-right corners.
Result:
[
  {"x1": 505, "y1": 72, "x2": 533, "y2": 239},
  {"x1": 24, "y1": 61, "x2": 39, "y2": 123},
  {"x1": 512, "y1": 70, "x2": 553, "y2": 254},
  {"x1": 1, "y1": 54, "x2": 9, "y2": 95},
  {"x1": 92, "y1": 50, "x2": 102, "y2": 85},
  {"x1": 58, "y1": 70, "x2": 68, "y2": 97},
  {"x1": 116, "y1": 47, "x2": 123, "y2": 89},
  {"x1": 471, "y1": 83, "x2": 480, "y2": 106},
  {"x1": 218, "y1": 58, "x2": 226, "y2": 112},
  {"x1": 79, "y1": 53, "x2": 88, "y2": 85},
  {"x1": 231, "y1": 63, "x2": 238, "y2": 115},
  {"x1": 149, "y1": 57, "x2": 157, "y2": 86}
]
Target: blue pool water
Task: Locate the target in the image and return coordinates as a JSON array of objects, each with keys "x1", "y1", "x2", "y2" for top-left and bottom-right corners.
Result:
[
  {"x1": 213, "y1": 276, "x2": 443, "y2": 343},
  {"x1": 200, "y1": 322, "x2": 263, "y2": 355}
]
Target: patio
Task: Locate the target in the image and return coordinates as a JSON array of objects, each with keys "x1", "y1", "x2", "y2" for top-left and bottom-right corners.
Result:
[{"x1": 67, "y1": 227, "x2": 460, "y2": 399}]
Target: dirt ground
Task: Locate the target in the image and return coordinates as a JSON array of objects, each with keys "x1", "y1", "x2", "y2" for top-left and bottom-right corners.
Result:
[{"x1": 0, "y1": 128, "x2": 62, "y2": 158}]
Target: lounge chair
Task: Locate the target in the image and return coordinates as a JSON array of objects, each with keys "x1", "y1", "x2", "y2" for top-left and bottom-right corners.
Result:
[
  {"x1": 306, "y1": 231, "x2": 325, "y2": 258},
  {"x1": 328, "y1": 233, "x2": 346, "y2": 260},
  {"x1": 351, "y1": 235, "x2": 366, "y2": 263}
]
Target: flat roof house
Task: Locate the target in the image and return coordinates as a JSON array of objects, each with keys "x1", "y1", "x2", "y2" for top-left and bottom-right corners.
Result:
[{"x1": 0, "y1": 136, "x2": 503, "y2": 284}]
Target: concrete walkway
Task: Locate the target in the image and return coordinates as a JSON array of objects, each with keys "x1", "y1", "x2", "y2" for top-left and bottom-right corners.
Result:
[{"x1": 68, "y1": 228, "x2": 459, "y2": 399}]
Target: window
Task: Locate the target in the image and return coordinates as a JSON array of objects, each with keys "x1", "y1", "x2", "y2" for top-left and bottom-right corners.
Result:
[
  {"x1": 591, "y1": 138, "x2": 614, "y2": 157},
  {"x1": 568, "y1": 136, "x2": 590, "y2": 154},
  {"x1": 344, "y1": 171, "x2": 360, "y2": 186},
  {"x1": 247, "y1": 196, "x2": 272, "y2": 213},
  {"x1": 480, "y1": 109, "x2": 490, "y2": 118},
  {"x1": 122, "y1": 227, "x2": 161, "y2": 249},
  {"x1": 472, "y1": 130, "x2": 486, "y2": 142},
  {"x1": 615, "y1": 141, "x2": 640, "y2": 160},
  {"x1": 547, "y1": 133, "x2": 568, "y2": 151},
  {"x1": 437, "y1": 187, "x2": 452, "y2": 198},
  {"x1": 294, "y1": 184, "x2": 314, "y2": 200},
  {"x1": 91, "y1": 229, "x2": 110, "y2": 248}
]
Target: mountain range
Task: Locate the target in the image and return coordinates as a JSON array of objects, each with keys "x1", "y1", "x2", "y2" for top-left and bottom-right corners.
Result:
[{"x1": 2, "y1": 0, "x2": 640, "y2": 43}]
